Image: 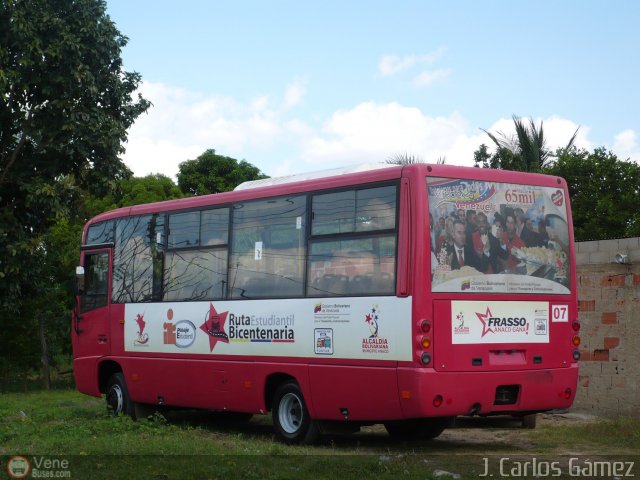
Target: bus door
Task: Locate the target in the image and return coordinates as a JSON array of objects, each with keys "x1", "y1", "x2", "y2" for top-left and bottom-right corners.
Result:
[{"x1": 73, "y1": 245, "x2": 112, "y2": 359}]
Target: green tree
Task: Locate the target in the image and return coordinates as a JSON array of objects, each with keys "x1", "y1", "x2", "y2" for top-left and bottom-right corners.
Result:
[
  {"x1": 546, "y1": 147, "x2": 640, "y2": 241},
  {"x1": 0, "y1": 0, "x2": 149, "y2": 378},
  {"x1": 87, "y1": 174, "x2": 184, "y2": 214},
  {"x1": 475, "y1": 115, "x2": 578, "y2": 172},
  {"x1": 177, "y1": 149, "x2": 268, "y2": 196}
]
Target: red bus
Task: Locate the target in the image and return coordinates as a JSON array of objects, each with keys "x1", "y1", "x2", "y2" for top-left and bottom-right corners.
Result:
[{"x1": 72, "y1": 162, "x2": 580, "y2": 443}]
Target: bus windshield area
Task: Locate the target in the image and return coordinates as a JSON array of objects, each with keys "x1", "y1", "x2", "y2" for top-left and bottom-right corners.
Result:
[{"x1": 428, "y1": 177, "x2": 571, "y2": 295}]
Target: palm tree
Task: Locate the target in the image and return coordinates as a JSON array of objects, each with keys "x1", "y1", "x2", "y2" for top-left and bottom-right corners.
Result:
[{"x1": 481, "y1": 115, "x2": 578, "y2": 172}]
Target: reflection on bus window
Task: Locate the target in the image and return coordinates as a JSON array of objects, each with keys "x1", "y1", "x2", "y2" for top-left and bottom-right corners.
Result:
[
  {"x1": 113, "y1": 214, "x2": 164, "y2": 303},
  {"x1": 81, "y1": 252, "x2": 109, "y2": 312},
  {"x1": 307, "y1": 236, "x2": 396, "y2": 296},
  {"x1": 86, "y1": 221, "x2": 114, "y2": 245},
  {"x1": 309, "y1": 185, "x2": 397, "y2": 297},
  {"x1": 312, "y1": 186, "x2": 396, "y2": 235},
  {"x1": 164, "y1": 250, "x2": 228, "y2": 301},
  {"x1": 229, "y1": 196, "x2": 306, "y2": 299}
]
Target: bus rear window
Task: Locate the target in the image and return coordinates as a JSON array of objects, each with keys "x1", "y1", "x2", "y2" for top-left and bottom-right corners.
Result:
[{"x1": 428, "y1": 177, "x2": 571, "y2": 295}]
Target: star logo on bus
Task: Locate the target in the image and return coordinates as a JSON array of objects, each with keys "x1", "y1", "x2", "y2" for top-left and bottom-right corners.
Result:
[
  {"x1": 365, "y1": 305, "x2": 380, "y2": 338},
  {"x1": 200, "y1": 303, "x2": 229, "y2": 351},
  {"x1": 476, "y1": 307, "x2": 495, "y2": 338}
]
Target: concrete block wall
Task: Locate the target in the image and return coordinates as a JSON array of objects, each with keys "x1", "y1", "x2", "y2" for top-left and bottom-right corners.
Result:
[{"x1": 572, "y1": 238, "x2": 640, "y2": 416}]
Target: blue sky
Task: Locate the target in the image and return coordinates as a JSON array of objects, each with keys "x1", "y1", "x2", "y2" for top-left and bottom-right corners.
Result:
[{"x1": 105, "y1": 0, "x2": 640, "y2": 178}]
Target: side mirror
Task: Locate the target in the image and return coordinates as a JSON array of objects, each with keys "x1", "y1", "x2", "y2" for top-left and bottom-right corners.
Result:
[{"x1": 75, "y1": 266, "x2": 85, "y2": 295}]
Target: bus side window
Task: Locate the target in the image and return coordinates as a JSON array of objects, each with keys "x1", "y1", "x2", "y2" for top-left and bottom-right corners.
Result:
[
  {"x1": 81, "y1": 252, "x2": 109, "y2": 312},
  {"x1": 229, "y1": 196, "x2": 306, "y2": 299},
  {"x1": 308, "y1": 185, "x2": 397, "y2": 297}
]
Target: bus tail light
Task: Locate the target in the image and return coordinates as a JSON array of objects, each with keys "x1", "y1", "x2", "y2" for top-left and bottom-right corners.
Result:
[
  {"x1": 420, "y1": 320, "x2": 431, "y2": 333},
  {"x1": 573, "y1": 350, "x2": 581, "y2": 361},
  {"x1": 572, "y1": 321, "x2": 580, "y2": 332},
  {"x1": 417, "y1": 320, "x2": 433, "y2": 367},
  {"x1": 433, "y1": 395, "x2": 443, "y2": 407},
  {"x1": 572, "y1": 335, "x2": 581, "y2": 346},
  {"x1": 563, "y1": 388, "x2": 572, "y2": 400}
]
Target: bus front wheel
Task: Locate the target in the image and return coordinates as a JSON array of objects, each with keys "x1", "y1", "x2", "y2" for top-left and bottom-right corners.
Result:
[
  {"x1": 106, "y1": 372, "x2": 135, "y2": 418},
  {"x1": 272, "y1": 382, "x2": 319, "y2": 444}
]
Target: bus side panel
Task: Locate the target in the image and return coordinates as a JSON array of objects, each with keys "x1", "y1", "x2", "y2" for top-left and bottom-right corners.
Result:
[
  {"x1": 73, "y1": 357, "x2": 102, "y2": 397},
  {"x1": 308, "y1": 365, "x2": 402, "y2": 421},
  {"x1": 109, "y1": 303, "x2": 125, "y2": 357},
  {"x1": 122, "y1": 357, "x2": 228, "y2": 410},
  {"x1": 122, "y1": 358, "x2": 312, "y2": 414}
]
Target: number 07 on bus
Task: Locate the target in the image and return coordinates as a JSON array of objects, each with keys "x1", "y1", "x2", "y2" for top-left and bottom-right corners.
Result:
[{"x1": 72, "y1": 162, "x2": 579, "y2": 443}]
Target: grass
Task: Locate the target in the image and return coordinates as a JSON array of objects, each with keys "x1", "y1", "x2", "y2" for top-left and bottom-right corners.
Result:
[
  {"x1": 1, "y1": 390, "x2": 638, "y2": 479},
  {"x1": 533, "y1": 415, "x2": 640, "y2": 452}
]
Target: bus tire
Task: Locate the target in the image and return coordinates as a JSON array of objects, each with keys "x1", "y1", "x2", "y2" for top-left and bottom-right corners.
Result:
[
  {"x1": 106, "y1": 373, "x2": 135, "y2": 418},
  {"x1": 384, "y1": 418, "x2": 449, "y2": 440},
  {"x1": 272, "y1": 382, "x2": 319, "y2": 444}
]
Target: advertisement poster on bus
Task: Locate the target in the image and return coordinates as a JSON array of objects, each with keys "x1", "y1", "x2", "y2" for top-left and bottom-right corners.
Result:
[
  {"x1": 427, "y1": 177, "x2": 571, "y2": 295},
  {"x1": 451, "y1": 300, "x2": 550, "y2": 344},
  {"x1": 124, "y1": 296, "x2": 412, "y2": 361}
]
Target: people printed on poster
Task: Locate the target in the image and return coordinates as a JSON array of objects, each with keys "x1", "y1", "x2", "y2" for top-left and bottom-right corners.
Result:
[{"x1": 428, "y1": 178, "x2": 570, "y2": 294}]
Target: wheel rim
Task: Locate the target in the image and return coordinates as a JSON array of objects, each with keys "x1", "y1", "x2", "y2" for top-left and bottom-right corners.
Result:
[
  {"x1": 107, "y1": 384, "x2": 124, "y2": 414},
  {"x1": 278, "y1": 392, "x2": 303, "y2": 434}
]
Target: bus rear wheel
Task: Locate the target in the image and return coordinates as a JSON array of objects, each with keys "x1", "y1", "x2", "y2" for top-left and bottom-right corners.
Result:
[
  {"x1": 272, "y1": 382, "x2": 319, "y2": 444},
  {"x1": 106, "y1": 372, "x2": 135, "y2": 418}
]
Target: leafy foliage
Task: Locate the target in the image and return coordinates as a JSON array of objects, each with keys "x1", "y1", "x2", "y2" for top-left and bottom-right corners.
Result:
[
  {"x1": 471, "y1": 116, "x2": 640, "y2": 241},
  {"x1": 87, "y1": 174, "x2": 184, "y2": 214},
  {"x1": 475, "y1": 115, "x2": 578, "y2": 172},
  {"x1": 0, "y1": 0, "x2": 149, "y2": 373},
  {"x1": 546, "y1": 147, "x2": 640, "y2": 241},
  {"x1": 386, "y1": 153, "x2": 446, "y2": 165},
  {"x1": 177, "y1": 149, "x2": 268, "y2": 195}
]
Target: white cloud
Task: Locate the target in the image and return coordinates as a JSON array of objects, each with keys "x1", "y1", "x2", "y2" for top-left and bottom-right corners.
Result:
[
  {"x1": 300, "y1": 102, "x2": 483, "y2": 167},
  {"x1": 283, "y1": 79, "x2": 306, "y2": 109},
  {"x1": 412, "y1": 68, "x2": 452, "y2": 87},
  {"x1": 613, "y1": 129, "x2": 640, "y2": 161},
  {"x1": 378, "y1": 47, "x2": 447, "y2": 77},
  {"x1": 121, "y1": 81, "x2": 633, "y2": 182},
  {"x1": 122, "y1": 81, "x2": 299, "y2": 178}
]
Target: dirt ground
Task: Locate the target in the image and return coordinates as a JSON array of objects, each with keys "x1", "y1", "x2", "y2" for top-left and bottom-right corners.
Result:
[
  {"x1": 348, "y1": 411, "x2": 604, "y2": 453},
  {"x1": 439, "y1": 412, "x2": 599, "y2": 450}
]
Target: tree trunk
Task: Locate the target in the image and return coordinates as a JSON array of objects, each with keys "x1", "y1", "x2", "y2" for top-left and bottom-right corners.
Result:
[{"x1": 39, "y1": 315, "x2": 51, "y2": 390}]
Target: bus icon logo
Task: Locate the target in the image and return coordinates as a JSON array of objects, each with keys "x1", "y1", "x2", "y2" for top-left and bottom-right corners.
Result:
[{"x1": 7, "y1": 456, "x2": 30, "y2": 479}]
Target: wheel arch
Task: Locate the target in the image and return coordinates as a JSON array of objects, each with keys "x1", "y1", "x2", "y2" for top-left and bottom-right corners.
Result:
[
  {"x1": 264, "y1": 372, "x2": 298, "y2": 412},
  {"x1": 98, "y1": 360, "x2": 123, "y2": 394}
]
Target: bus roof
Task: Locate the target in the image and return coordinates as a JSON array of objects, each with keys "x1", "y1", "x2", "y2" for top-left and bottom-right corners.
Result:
[
  {"x1": 85, "y1": 162, "x2": 567, "y2": 225},
  {"x1": 234, "y1": 163, "x2": 396, "y2": 190}
]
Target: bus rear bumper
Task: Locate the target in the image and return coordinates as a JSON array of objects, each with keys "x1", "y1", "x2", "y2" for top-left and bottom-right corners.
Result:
[{"x1": 397, "y1": 365, "x2": 579, "y2": 418}]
